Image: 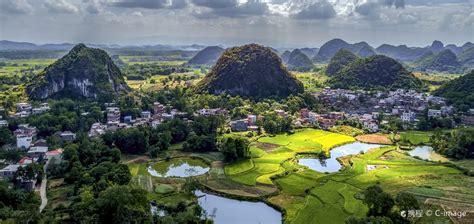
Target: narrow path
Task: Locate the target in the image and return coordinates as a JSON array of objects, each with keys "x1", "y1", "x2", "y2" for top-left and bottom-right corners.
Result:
[{"x1": 39, "y1": 159, "x2": 50, "y2": 212}]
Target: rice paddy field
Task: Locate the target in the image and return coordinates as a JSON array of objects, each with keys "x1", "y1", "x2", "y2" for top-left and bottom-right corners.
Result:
[{"x1": 212, "y1": 128, "x2": 474, "y2": 224}]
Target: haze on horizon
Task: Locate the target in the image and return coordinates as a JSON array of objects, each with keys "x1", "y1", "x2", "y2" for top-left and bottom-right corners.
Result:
[{"x1": 0, "y1": 0, "x2": 472, "y2": 48}]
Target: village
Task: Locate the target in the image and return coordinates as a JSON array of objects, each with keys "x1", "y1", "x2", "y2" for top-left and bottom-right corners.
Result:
[{"x1": 1, "y1": 87, "x2": 473, "y2": 192}]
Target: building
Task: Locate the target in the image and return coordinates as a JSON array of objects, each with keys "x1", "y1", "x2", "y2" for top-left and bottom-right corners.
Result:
[
  {"x1": 461, "y1": 116, "x2": 474, "y2": 125},
  {"x1": 300, "y1": 108, "x2": 310, "y2": 118},
  {"x1": 0, "y1": 120, "x2": 7, "y2": 127},
  {"x1": 124, "y1": 116, "x2": 133, "y2": 124},
  {"x1": 141, "y1": 111, "x2": 151, "y2": 119},
  {"x1": 230, "y1": 119, "x2": 248, "y2": 132},
  {"x1": 28, "y1": 145, "x2": 48, "y2": 159},
  {"x1": 16, "y1": 103, "x2": 32, "y2": 112},
  {"x1": 247, "y1": 115, "x2": 257, "y2": 126},
  {"x1": 14, "y1": 125, "x2": 37, "y2": 149},
  {"x1": 440, "y1": 106, "x2": 453, "y2": 116},
  {"x1": 428, "y1": 109, "x2": 442, "y2": 118},
  {"x1": 106, "y1": 107, "x2": 121, "y2": 122},
  {"x1": 89, "y1": 123, "x2": 107, "y2": 137},
  {"x1": 0, "y1": 164, "x2": 21, "y2": 179},
  {"x1": 401, "y1": 111, "x2": 416, "y2": 123},
  {"x1": 46, "y1": 149, "x2": 64, "y2": 163},
  {"x1": 32, "y1": 103, "x2": 50, "y2": 115},
  {"x1": 153, "y1": 102, "x2": 166, "y2": 115},
  {"x1": 274, "y1": 110, "x2": 288, "y2": 118},
  {"x1": 363, "y1": 121, "x2": 379, "y2": 133},
  {"x1": 60, "y1": 131, "x2": 76, "y2": 141}
]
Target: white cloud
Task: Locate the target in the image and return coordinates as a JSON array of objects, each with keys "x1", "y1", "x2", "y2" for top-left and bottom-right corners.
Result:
[
  {"x1": 44, "y1": 0, "x2": 79, "y2": 13},
  {"x1": 0, "y1": 0, "x2": 34, "y2": 14}
]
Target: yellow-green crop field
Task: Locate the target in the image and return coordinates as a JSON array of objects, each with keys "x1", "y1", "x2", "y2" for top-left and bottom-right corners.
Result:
[{"x1": 219, "y1": 128, "x2": 474, "y2": 224}]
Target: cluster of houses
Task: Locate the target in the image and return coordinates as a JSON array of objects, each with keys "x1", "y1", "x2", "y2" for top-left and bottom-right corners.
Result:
[
  {"x1": 311, "y1": 88, "x2": 469, "y2": 127},
  {"x1": 0, "y1": 129, "x2": 63, "y2": 191},
  {"x1": 14, "y1": 102, "x2": 50, "y2": 118},
  {"x1": 89, "y1": 102, "x2": 187, "y2": 137}
]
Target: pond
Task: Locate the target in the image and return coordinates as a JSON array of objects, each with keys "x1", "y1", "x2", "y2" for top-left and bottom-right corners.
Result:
[
  {"x1": 148, "y1": 158, "x2": 209, "y2": 177},
  {"x1": 298, "y1": 142, "x2": 383, "y2": 173},
  {"x1": 408, "y1": 146, "x2": 447, "y2": 162},
  {"x1": 195, "y1": 190, "x2": 282, "y2": 224}
]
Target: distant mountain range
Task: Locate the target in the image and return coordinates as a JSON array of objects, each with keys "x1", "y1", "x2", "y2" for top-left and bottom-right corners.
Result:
[
  {"x1": 0, "y1": 40, "x2": 207, "y2": 52},
  {"x1": 2, "y1": 39, "x2": 473, "y2": 73}
]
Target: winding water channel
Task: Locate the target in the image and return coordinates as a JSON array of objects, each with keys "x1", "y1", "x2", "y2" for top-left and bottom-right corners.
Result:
[{"x1": 298, "y1": 142, "x2": 383, "y2": 172}]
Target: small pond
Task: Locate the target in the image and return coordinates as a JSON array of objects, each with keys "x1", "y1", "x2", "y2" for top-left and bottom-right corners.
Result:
[
  {"x1": 148, "y1": 158, "x2": 209, "y2": 177},
  {"x1": 298, "y1": 142, "x2": 383, "y2": 173},
  {"x1": 408, "y1": 146, "x2": 446, "y2": 162},
  {"x1": 195, "y1": 190, "x2": 282, "y2": 224}
]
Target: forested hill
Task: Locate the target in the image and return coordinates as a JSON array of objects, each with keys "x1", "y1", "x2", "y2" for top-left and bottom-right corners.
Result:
[
  {"x1": 187, "y1": 46, "x2": 225, "y2": 65},
  {"x1": 195, "y1": 44, "x2": 304, "y2": 99},
  {"x1": 434, "y1": 70, "x2": 474, "y2": 109},
  {"x1": 26, "y1": 44, "x2": 129, "y2": 101},
  {"x1": 325, "y1": 49, "x2": 358, "y2": 76},
  {"x1": 287, "y1": 49, "x2": 315, "y2": 72},
  {"x1": 328, "y1": 55, "x2": 423, "y2": 90}
]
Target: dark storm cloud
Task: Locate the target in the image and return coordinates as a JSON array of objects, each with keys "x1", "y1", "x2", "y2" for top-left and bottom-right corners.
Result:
[
  {"x1": 191, "y1": 0, "x2": 238, "y2": 9},
  {"x1": 355, "y1": 0, "x2": 405, "y2": 17},
  {"x1": 193, "y1": 0, "x2": 268, "y2": 18},
  {"x1": 292, "y1": 1, "x2": 336, "y2": 20}
]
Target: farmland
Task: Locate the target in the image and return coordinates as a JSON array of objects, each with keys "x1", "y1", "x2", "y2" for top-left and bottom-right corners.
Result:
[
  {"x1": 206, "y1": 129, "x2": 474, "y2": 224},
  {"x1": 124, "y1": 128, "x2": 474, "y2": 223}
]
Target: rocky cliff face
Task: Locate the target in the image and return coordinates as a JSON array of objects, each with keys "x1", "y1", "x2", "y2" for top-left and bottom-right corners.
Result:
[
  {"x1": 27, "y1": 44, "x2": 129, "y2": 101},
  {"x1": 195, "y1": 44, "x2": 304, "y2": 99}
]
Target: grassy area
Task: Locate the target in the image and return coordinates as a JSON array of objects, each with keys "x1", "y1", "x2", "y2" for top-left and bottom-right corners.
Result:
[
  {"x1": 293, "y1": 71, "x2": 328, "y2": 92},
  {"x1": 399, "y1": 131, "x2": 432, "y2": 145},
  {"x1": 329, "y1": 125, "x2": 364, "y2": 137},
  {"x1": 225, "y1": 129, "x2": 355, "y2": 186}
]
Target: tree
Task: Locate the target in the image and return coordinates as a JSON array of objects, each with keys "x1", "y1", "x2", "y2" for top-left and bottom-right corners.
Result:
[
  {"x1": 114, "y1": 128, "x2": 149, "y2": 154},
  {"x1": 0, "y1": 128, "x2": 13, "y2": 147},
  {"x1": 362, "y1": 185, "x2": 394, "y2": 217},
  {"x1": 96, "y1": 186, "x2": 151, "y2": 224},
  {"x1": 395, "y1": 192, "x2": 420, "y2": 212},
  {"x1": 218, "y1": 136, "x2": 250, "y2": 162}
]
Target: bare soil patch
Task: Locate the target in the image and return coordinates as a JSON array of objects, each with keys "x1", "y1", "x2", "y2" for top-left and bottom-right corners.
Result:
[
  {"x1": 356, "y1": 134, "x2": 393, "y2": 145},
  {"x1": 255, "y1": 142, "x2": 281, "y2": 152}
]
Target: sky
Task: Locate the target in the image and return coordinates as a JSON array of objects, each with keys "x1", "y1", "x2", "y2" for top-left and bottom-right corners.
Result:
[{"x1": 0, "y1": 0, "x2": 473, "y2": 48}]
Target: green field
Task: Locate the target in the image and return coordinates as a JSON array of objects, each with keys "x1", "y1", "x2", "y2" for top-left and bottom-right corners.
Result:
[
  {"x1": 399, "y1": 131, "x2": 432, "y2": 145},
  {"x1": 218, "y1": 128, "x2": 474, "y2": 224},
  {"x1": 224, "y1": 129, "x2": 355, "y2": 186}
]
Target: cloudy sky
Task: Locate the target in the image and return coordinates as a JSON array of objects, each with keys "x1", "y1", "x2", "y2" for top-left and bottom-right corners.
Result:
[{"x1": 0, "y1": 0, "x2": 472, "y2": 47}]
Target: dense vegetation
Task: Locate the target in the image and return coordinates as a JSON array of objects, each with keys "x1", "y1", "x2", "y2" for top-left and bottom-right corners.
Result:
[
  {"x1": 347, "y1": 185, "x2": 419, "y2": 223},
  {"x1": 431, "y1": 129, "x2": 474, "y2": 159},
  {"x1": 313, "y1": 39, "x2": 373, "y2": 62},
  {"x1": 286, "y1": 49, "x2": 315, "y2": 72},
  {"x1": 187, "y1": 46, "x2": 224, "y2": 65},
  {"x1": 26, "y1": 44, "x2": 129, "y2": 102},
  {"x1": 325, "y1": 49, "x2": 358, "y2": 76},
  {"x1": 434, "y1": 70, "x2": 474, "y2": 109},
  {"x1": 195, "y1": 44, "x2": 304, "y2": 99},
  {"x1": 414, "y1": 49, "x2": 462, "y2": 73},
  {"x1": 328, "y1": 55, "x2": 423, "y2": 90}
]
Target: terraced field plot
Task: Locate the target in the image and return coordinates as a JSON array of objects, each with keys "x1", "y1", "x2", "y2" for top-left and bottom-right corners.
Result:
[
  {"x1": 272, "y1": 146, "x2": 473, "y2": 224},
  {"x1": 225, "y1": 129, "x2": 355, "y2": 186},
  {"x1": 222, "y1": 129, "x2": 474, "y2": 224}
]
